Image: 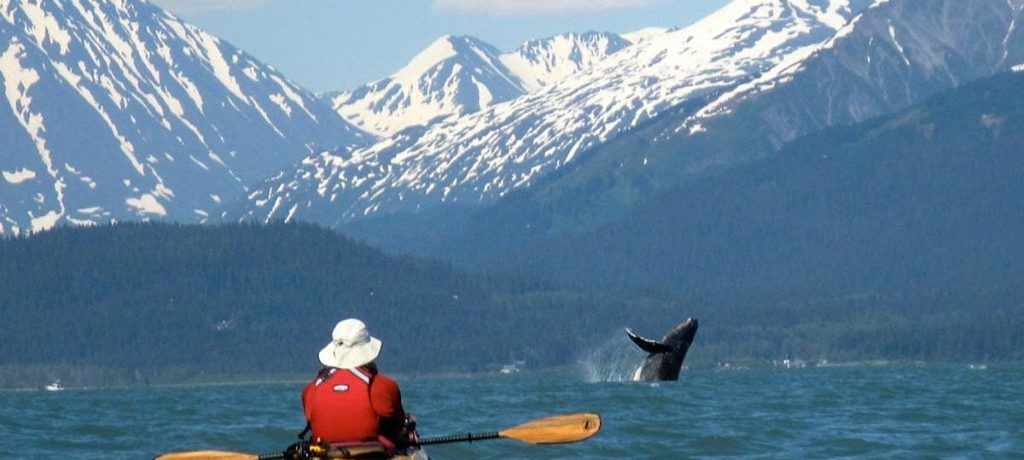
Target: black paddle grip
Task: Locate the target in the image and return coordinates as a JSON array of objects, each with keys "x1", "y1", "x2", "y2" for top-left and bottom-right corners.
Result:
[{"x1": 417, "y1": 431, "x2": 500, "y2": 445}]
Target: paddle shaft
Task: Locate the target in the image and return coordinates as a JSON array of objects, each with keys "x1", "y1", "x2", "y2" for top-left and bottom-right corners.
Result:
[
  {"x1": 156, "y1": 412, "x2": 599, "y2": 459},
  {"x1": 417, "y1": 431, "x2": 500, "y2": 445}
]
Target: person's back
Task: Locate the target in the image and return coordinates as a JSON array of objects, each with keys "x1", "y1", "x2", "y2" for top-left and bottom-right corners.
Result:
[{"x1": 301, "y1": 319, "x2": 408, "y2": 448}]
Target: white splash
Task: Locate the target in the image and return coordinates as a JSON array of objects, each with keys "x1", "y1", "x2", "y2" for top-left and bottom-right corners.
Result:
[{"x1": 577, "y1": 332, "x2": 645, "y2": 383}]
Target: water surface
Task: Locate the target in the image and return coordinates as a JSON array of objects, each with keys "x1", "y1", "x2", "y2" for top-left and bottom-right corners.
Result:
[{"x1": 1, "y1": 364, "x2": 1020, "y2": 458}]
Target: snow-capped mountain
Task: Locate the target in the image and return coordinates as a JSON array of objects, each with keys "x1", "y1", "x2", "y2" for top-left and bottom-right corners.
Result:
[
  {"x1": 674, "y1": 0, "x2": 1024, "y2": 143},
  {"x1": 330, "y1": 32, "x2": 630, "y2": 137},
  {"x1": 329, "y1": 35, "x2": 523, "y2": 138},
  {"x1": 503, "y1": 0, "x2": 1024, "y2": 233},
  {"x1": 499, "y1": 31, "x2": 632, "y2": 92},
  {"x1": 237, "y1": 0, "x2": 1024, "y2": 233},
  {"x1": 620, "y1": 27, "x2": 671, "y2": 44},
  {"x1": 233, "y1": 0, "x2": 885, "y2": 225},
  {"x1": 0, "y1": 0, "x2": 368, "y2": 236}
]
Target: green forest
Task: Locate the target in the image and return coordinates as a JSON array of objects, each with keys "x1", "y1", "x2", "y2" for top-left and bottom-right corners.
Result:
[{"x1": 1, "y1": 222, "x2": 1021, "y2": 389}]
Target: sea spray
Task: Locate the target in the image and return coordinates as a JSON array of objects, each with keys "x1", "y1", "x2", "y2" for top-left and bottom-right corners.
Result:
[{"x1": 577, "y1": 331, "x2": 645, "y2": 383}]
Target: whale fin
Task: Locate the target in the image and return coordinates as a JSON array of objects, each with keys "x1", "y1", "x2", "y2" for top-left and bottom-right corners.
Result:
[{"x1": 626, "y1": 328, "x2": 673, "y2": 354}]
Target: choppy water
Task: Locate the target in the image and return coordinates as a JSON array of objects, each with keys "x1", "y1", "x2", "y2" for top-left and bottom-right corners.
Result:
[{"x1": 2, "y1": 364, "x2": 1021, "y2": 459}]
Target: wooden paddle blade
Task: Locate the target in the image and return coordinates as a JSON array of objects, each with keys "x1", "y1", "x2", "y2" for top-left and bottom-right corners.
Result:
[
  {"x1": 499, "y1": 412, "x2": 602, "y2": 445},
  {"x1": 153, "y1": 451, "x2": 259, "y2": 460}
]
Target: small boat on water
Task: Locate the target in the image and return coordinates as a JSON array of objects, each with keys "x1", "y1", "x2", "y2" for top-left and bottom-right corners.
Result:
[{"x1": 44, "y1": 380, "x2": 64, "y2": 391}]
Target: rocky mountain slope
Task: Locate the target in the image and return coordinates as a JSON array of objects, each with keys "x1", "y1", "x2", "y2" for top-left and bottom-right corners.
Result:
[
  {"x1": 499, "y1": 0, "x2": 1024, "y2": 239},
  {"x1": 310, "y1": 0, "x2": 1024, "y2": 257},
  {"x1": 235, "y1": 0, "x2": 884, "y2": 227},
  {"x1": 0, "y1": 0, "x2": 368, "y2": 236},
  {"x1": 491, "y1": 69, "x2": 1024, "y2": 294}
]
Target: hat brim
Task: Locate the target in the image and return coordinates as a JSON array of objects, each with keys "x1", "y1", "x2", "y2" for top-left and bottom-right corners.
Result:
[{"x1": 318, "y1": 336, "x2": 382, "y2": 369}]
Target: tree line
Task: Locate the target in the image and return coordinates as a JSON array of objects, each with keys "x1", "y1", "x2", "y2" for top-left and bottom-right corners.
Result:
[{"x1": 1, "y1": 222, "x2": 1020, "y2": 388}]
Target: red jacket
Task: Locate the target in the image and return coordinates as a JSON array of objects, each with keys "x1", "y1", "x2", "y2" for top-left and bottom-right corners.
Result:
[{"x1": 301, "y1": 366, "x2": 405, "y2": 446}]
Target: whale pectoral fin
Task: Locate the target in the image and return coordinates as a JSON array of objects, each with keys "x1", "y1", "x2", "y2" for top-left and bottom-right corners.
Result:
[{"x1": 626, "y1": 328, "x2": 672, "y2": 354}]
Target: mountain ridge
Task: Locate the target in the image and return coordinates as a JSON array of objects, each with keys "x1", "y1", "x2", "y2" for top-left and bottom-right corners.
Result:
[
  {"x1": 339, "y1": 0, "x2": 1024, "y2": 255},
  {"x1": 232, "y1": 0, "x2": 882, "y2": 227},
  {"x1": 329, "y1": 31, "x2": 631, "y2": 137},
  {"x1": 329, "y1": 35, "x2": 524, "y2": 137}
]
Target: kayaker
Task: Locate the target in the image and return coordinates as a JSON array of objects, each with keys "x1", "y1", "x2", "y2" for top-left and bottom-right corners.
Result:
[{"x1": 302, "y1": 318, "x2": 410, "y2": 449}]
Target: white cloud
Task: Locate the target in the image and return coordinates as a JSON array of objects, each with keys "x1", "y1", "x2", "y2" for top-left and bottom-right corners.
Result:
[
  {"x1": 149, "y1": 0, "x2": 275, "y2": 14},
  {"x1": 433, "y1": 0, "x2": 658, "y2": 15}
]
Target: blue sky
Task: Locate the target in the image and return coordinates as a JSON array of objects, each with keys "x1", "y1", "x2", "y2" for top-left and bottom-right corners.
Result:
[{"x1": 153, "y1": 0, "x2": 731, "y2": 93}]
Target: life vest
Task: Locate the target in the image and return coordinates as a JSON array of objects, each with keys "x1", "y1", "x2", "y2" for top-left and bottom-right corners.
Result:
[{"x1": 304, "y1": 368, "x2": 380, "y2": 443}]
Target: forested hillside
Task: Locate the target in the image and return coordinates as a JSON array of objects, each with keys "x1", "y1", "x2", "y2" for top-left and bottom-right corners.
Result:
[
  {"x1": 2, "y1": 223, "x2": 1019, "y2": 389},
  {"x1": 0, "y1": 223, "x2": 678, "y2": 387},
  {"x1": 2, "y1": 222, "x2": 1015, "y2": 387}
]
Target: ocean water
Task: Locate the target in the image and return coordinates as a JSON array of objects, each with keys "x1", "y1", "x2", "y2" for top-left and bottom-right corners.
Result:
[{"x1": 1, "y1": 364, "x2": 1021, "y2": 459}]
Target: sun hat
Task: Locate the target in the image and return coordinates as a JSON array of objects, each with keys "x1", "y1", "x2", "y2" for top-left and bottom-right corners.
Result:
[{"x1": 318, "y1": 318, "x2": 383, "y2": 369}]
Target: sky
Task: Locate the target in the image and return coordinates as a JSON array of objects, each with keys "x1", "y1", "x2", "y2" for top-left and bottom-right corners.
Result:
[{"x1": 151, "y1": 0, "x2": 732, "y2": 94}]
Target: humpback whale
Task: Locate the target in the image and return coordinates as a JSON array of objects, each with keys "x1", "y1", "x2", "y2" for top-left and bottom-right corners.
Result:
[{"x1": 627, "y1": 318, "x2": 698, "y2": 381}]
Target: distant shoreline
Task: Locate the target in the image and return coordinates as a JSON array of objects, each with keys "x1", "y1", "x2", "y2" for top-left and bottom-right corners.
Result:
[{"x1": 2, "y1": 360, "x2": 1012, "y2": 392}]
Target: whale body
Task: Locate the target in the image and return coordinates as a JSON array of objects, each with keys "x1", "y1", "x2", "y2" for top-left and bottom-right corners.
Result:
[{"x1": 627, "y1": 318, "x2": 698, "y2": 381}]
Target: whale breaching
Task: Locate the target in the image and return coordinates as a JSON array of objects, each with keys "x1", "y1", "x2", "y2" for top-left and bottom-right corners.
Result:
[{"x1": 627, "y1": 318, "x2": 698, "y2": 381}]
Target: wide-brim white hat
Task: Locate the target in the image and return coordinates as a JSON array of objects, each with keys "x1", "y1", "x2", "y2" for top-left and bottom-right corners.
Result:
[{"x1": 318, "y1": 318, "x2": 382, "y2": 369}]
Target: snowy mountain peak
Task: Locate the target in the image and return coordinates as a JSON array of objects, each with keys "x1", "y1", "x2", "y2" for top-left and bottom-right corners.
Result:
[
  {"x1": 331, "y1": 31, "x2": 630, "y2": 137},
  {"x1": 393, "y1": 34, "x2": 506, "y2": 83},
  {"x1": 331, "y1": 34, "x2": 523, "y2": 137},
  {"x1": 500, "y1": 31, "x2": 631, "y2": 92},
  {"x1": 621, "y1": 27, "x2": 671, "y2": 44}
]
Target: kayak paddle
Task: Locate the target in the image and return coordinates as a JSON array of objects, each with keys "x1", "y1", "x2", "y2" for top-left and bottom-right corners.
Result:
[
  {"x1": 154, "y1": 412, "x2": 602, "y2": 459},
  {"x1": 153, "y1": 452, "x2": 263, "y2": 460},
  {"x1": 417, "y1": 412, "x2": 602, "y2": 445}
]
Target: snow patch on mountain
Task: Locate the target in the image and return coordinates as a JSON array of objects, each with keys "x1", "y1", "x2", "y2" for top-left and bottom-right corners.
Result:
[
  {"x1": 2, "y1": 168, "x2": 36, "y2": 184},
  {"x1": 126, "y1": 193, "x2": 167, "y2": 216}
]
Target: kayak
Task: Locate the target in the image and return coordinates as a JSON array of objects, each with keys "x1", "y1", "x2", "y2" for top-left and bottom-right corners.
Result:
[
  {"x1": 333, "y1": 444, "x2": 428, "y2": 460},
  {"x1": 291, "y1": 442, "x2": 428, "y2": 460},
  {"x1": 153, "y1": 444, "x2": 428, "y2": 460},
  {"x1": 394, "y1": 447, "x2": 429, "y2": 460},
  {"x1": 157, "y1": 412, "x2": 599, "y2": 460}
]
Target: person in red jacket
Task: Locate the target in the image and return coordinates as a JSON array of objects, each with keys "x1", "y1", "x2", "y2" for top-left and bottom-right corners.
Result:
[{"x1": 301, "y1": 318, "x2": 408, "y2": 449}]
